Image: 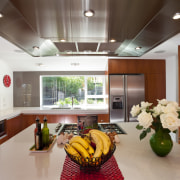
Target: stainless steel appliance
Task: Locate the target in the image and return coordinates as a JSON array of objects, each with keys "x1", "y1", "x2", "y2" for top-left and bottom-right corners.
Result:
[
  {"x1": 57, "y1": 123, "x2": 126, "y2": 135},
  {"x1": 109, "y1": 74, "x2": 145, "y2": 122},
  {"x1": 0, "y1": 120, "x2": 6, "y2": 137}
]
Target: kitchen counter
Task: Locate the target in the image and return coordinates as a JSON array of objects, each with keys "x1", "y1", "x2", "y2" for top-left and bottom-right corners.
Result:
[
  {"x1": 0, "y1": 107, "x2": 108, "y2": 121},
  {"x1": 0, "y1": 122, "x2": 180, "y2": 180}
]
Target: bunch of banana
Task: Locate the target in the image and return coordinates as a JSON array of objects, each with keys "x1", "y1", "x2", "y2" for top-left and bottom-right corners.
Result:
[
  {"x1": 69, "y1": 136, "x2": 94, "y2": 155},
  {"x1": 89, "y1": 129, "x2": 111, "y2": 157},
  {"x1": 64, "y1": 143, "x2": 81, "y2": 161},
  {"x1": 64, "y1": 130, "x2": 112, "y2": 165}
]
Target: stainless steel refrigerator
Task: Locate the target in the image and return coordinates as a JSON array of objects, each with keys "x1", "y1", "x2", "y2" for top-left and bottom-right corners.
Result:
[{"x1": 109, "y1": 74, "x2": 145, "y2": 122}]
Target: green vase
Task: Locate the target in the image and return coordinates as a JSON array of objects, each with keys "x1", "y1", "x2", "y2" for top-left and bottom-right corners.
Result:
[{"x1": 149, "y1": 129, "x2": 173, "y2": 157}]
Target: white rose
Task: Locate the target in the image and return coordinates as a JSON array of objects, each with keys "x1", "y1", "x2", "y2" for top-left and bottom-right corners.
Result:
[
  {"x1": 160, "y1": 112, "x2": 180, "y2": 132},
  {"x1": 137, "y1": 111, "x2": 153, "y2": 129},
  {"x1": 152, "y1": 104, "x2": 163, "y2": 117},
  {"x1": 140, "y1": 101, "x2": 152, "y2": 109},
  {"x1": 130, "y1": 104, "x2": 141, "y2": 117},
  {"x1": 167, "y1": 101, "x2": 178, "y2": 109},
  {"x1": 157, "y1": 99, "x2": 168, "y2": 106},
  {"x1": 161, "y1": 103, "x2": 178, "y2": 115}
]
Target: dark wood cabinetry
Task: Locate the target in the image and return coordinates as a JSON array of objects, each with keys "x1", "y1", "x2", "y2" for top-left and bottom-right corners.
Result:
[
  {"x1": 108, "y1": 59, "x2": 166, "y2": 104},
  {"x1": 22, "y1": 114, "x2": 109, "y2": 124},
  {"x1": 0, "y1": 113, "x2": 109, "y2": 144}
]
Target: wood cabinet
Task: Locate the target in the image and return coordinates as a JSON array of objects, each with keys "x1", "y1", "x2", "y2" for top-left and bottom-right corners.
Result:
[
  {"x1": 0, "y1": 113, "x2": 110, "y2": 145},
  {"x1": 22, "y1": 114, "x2": 110, "y2": 124},
  {"x1": 6, "y1": 114, "x2": 23, "y2": 139},
  {"x1": 108, "y1": 59, "x2": 166, "y2": 105}
]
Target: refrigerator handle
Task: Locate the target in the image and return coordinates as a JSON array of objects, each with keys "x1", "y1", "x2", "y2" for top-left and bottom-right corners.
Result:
[{"x1": 124, "y1": 75, "x2": 128, "y2": 122}]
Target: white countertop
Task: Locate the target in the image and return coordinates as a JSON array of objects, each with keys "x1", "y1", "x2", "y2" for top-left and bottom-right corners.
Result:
[
  {"x1": 0, "y1": 122, "x2": 180, "y2": 180},
  {"x1": 0, "y1": 107, "x2": 109, "y2": 121}
]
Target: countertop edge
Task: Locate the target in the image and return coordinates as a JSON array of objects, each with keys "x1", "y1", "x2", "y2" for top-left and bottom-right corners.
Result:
[{"x1": 0, "y1": 107, "x2": 109, "y2": 120}]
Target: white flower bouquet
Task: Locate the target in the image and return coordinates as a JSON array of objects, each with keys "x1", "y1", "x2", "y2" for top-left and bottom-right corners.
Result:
[{"x1": 130, "y1": 99, "x2": 180, "y2": 140}]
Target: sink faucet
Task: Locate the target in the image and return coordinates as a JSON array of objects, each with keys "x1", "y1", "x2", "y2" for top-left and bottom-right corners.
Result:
[{"x1": 72, "y1": 96, "x2": 74, "y2": 108}]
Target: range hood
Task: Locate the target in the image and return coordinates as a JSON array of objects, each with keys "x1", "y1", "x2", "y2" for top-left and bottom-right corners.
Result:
[{"x1": 0, "y1": 0, "x2": 180, "y2": 57}]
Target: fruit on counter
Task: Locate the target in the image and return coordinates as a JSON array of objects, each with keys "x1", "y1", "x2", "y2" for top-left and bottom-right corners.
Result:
[
  {"x1": 71, "y1": 142, "x2": 90, "y2": 159},
  {"x1": 87, "y1": 143, "x2": 95, "y2": 155},
  {"x1": 64, "y1": 143, "x2": 81, "y2": 158},
  {"x1": 57, "y1": 132, "x2": 74, "y2": 145},
  {"x1": 114, "y1": 134, "x2": 120, "y2": 143},
  {"x1": 69, "y1": 136, "x2": 94, "y2": 155},
  {"x1": 64, "y1": 129, "x2": 114, "y2": 165},
  {"x1": 90, "y1": 132, "x2": 103, "y2": 158},
  {"x1": 83, "y1": 135, "x2": 91, "y2": 144},
  {"x1": 69, "y1": 136, "x2": 89, "y2": 149},
  {"x1": 89, "y1": 129, "x2": 111, "y2": 156},
  {"x1": 107, "y1": 131, "x2": 120, "y2": 143}
]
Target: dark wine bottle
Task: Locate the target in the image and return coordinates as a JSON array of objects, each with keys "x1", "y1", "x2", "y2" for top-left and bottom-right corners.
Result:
[
  {"x1": 35, "y1": 123, "x2": 43, "y2": 150},
  {"x1": 42, "y1": 117, "x2": 49, "y2": 147},
  {"x1": 34, "y1": 116, "x2": 40, "y2": 146}
]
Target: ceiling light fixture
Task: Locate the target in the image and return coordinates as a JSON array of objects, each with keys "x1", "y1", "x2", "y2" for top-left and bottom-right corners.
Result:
[
  {"x1": 33, "y1": 46, "x2": 39, "y2": 49},
  {"x1": 110, "y1": 39, "x2": 116, "y2": 43},
  {"x1": 0, "y1": 13, "x2": 3, "y2": 18},
  {"x1": 172, "y1": 12, "x2": 180, "y2": 20},
  {"x1": 60, "y1": 39, "x2": 66, "y2": 42},
  {"x1": 84, "y1": 10, "x2": 95, "y2": 17},
  {"x1": 135, "y1": 46, "x2": 142, "y2": 50}
]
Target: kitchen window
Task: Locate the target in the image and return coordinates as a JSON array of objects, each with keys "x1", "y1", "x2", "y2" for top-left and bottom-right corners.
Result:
[{"x1": 40, "y1": 75, "x2": 106, "y2": 109}]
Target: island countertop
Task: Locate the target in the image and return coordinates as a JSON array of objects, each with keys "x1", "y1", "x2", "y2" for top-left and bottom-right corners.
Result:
[{"x1": 0, "y1": 122, "x2": 180, "y2": 180}]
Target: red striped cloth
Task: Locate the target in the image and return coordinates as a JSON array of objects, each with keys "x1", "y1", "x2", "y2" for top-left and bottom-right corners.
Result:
[{"x1": 60, "y1": 156, "x2": 124, "y2": 180}]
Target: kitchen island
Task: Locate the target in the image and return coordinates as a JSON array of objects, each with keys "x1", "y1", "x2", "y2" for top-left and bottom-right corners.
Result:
[{"x1": 0, "y1": 123, "x2": 180, "y2": 180}]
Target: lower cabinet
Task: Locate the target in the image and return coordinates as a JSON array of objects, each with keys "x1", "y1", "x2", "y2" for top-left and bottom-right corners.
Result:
[
  {"x1": 0, "y1": 113, "x2": 109, "y2": 145},
  {"x1": 22, "y1": 114, "x2": 110, "y2": 124}
]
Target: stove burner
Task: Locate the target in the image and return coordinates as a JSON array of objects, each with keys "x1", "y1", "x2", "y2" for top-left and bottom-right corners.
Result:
[
  {"x1": 57, "y1": 123, "x2": 126, "y2": 135},
  {"x1": 100, "y1": 123, "x2": 126, "y2": 134}
]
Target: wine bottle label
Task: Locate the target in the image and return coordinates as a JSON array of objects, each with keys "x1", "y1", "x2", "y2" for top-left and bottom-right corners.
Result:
[{"x1": 36, "y1": 135, "x2": 40, "y2": 150}]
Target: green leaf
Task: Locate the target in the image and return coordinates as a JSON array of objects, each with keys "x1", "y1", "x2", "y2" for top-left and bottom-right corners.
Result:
[
  {"x1": 140, "y1": 130, "x2": 147, "y2": 140},
  {"x1": 146, "y1": 127, "x2": 151, "y2": 133},
  {"x1": 136, "y1": 124, "x2": 143, "y2": 130}
]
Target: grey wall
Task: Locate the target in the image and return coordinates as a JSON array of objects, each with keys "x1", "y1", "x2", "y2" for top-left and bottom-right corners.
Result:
[{"x1": 13, "y1": 71, "x2": 105, "y2": 107}]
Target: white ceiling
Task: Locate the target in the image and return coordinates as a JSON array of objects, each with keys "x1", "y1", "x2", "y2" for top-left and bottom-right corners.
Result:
[{"x1": 0, "y1": 33, "x2": 180, "y2": 71}]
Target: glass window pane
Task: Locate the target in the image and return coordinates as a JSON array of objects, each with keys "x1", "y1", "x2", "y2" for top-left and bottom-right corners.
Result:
[
  {"x1": 87, "y1": 77, "x2": 103, "y2": 95},
  {"x1": 41, "y1": 75, "x2": 106, "y2": 108},
  {"x1": 87, "y1": 98, "x2": 104, "y2": 105},
  {"x1": 42, "y1": 76, "x2": 85, "y2": 107}
]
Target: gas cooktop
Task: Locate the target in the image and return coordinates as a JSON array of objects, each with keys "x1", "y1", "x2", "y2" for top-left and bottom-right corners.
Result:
[{"x1": 56, "y1": 123, "x2": 126, "y2": 135}]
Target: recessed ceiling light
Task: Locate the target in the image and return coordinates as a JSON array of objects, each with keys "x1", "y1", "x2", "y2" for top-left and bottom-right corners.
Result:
[
  {"x1": 60, "y1": 39, "x2": 66, "y2": 42},
  {"x1": 172, "y1": 12, "x2": 180, "y2": 20},
  {"x1": 109, "y1": 39, "x2": 116, "y2": 43},
  {"x1": 33, "y1": 46, "x2": 39, "y2": 49},
  {"x1": 84, "y1": 10, "x2": 95, "y2": 17},
  {"x1": 0, "y1": 13, "x2": 3, "y2": 18},
  {"x1": 135, "y1": 46, "x2": 142, "y2": 50}
]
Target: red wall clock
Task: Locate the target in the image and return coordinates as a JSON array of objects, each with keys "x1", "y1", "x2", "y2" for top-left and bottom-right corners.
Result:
[{"x1": 3, "y1": 75, "x2": 11, "y2": 87}]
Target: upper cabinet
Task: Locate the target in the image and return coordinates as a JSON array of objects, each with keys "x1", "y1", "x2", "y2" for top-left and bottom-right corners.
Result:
[{"x1": 108, "y1": 59, "x2": 166, "y2": 105}]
